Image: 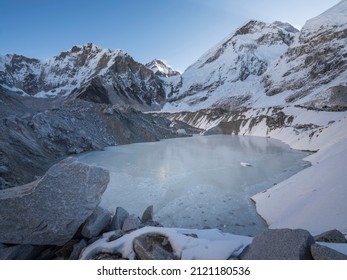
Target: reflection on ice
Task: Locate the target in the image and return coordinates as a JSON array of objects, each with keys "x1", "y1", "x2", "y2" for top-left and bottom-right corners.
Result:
[{"x1": 78, "y1": 135, "x2": 310, "y2": 236}]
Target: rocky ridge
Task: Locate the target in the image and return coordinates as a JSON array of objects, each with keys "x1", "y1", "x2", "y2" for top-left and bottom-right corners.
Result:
[
  {"x1": 162, "y1": 1, "x2": 347, "y2": 112},
  {"x1": 0, "y1": 43, "x2": 165, "y2": 111},
  {"x1": 0, "y1": 89, "x2": 183, "y2": 187},
  {"x1": 261, "y1": 0, "x2": 347, "y2": 110}
]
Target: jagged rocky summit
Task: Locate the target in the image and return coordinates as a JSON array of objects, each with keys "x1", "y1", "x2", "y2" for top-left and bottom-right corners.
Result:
[
  {"x1": 2, "y1": 1, "x2": 347, "y2": 113},
  {"x1": 0, "y1": 43, "x2": 165, "y2": 111},
  {"x1": 145, "y1": 59, "x2": 180, "y2": 77}
]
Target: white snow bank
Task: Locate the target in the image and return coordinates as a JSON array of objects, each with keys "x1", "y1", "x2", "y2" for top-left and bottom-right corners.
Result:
[
  {"x1": 252, "y1": 115, "x2": 347, "y2": 235},
  {"x1": 80, "y1": 227, "x2": 252, "y2": 260}
]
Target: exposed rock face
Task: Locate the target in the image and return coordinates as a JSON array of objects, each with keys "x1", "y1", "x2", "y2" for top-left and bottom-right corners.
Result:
[
  {"x1": 262, "y1": 1, "x2": 347, "y2": 110},
  {"x1": 0, "y1": 43, "x2": 165, "y2": 111},
  {"x1": 0, "y1": 158, "x2": 109, "y2": 246},
  {"x1": 240, "y1": 229, "x2": 315, "y2": 260}
]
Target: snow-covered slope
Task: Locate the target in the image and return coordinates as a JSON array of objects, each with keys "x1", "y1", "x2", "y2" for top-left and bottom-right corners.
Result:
[
  {"x1": 252, "y1": 114, "x2": 347, "y2": 235},
  {"x1": 80, "y1": 227, "x2": 252, "y2": 260},
  {"x1": 162, "y1": 104, "x2": 347, "y2": 235},
  {"x1": 162, "y1": 1, "x2": 347, "y2": 112},
  {"x1": 0, "y1": 43, "x2": 165, "y2": 111},
  {"x1": 162, "y1": 20, "x2": 299, "y2": 112}
]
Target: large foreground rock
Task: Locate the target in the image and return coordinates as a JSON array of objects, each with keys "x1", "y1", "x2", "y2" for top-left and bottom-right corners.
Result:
[
  {"x1": 0, "y1": 158, "x2": 109, "y2": 246},
  {"x1": 240, "y1": 229, "x2": 315, "y2": 260}
]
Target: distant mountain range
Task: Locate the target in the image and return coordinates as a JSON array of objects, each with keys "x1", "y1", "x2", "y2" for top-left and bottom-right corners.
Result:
[{"x1": 1, "y1": 1, "x2": 347, "y2": 113}]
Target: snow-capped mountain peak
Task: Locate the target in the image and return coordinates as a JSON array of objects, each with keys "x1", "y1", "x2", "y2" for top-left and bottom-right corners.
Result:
[
  {"x1": 146, "y1": 59, "x2": 180, "y2": 77},
  {"x1": 0, "y1": 44, "x2": 165, "y2": 110},
  {"x1": 162, "y1": 20, "x2": 299, "y2": 111}
]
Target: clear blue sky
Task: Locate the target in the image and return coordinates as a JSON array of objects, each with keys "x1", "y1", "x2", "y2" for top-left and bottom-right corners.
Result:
[{"x1": 0, "y1": 0, "x2": 340, "y2": 72}]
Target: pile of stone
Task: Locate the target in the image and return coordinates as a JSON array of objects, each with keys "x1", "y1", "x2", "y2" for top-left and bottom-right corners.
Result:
[
  {"x1": 0, "y1": 204, "x2": 160, "y2": 260},
  {"x1": 0, "y1": 157, "x2": 163, "y2": 260},
  {"x1": 0, "y1": 157, "x2": 346, "y2": 260},
  {"x1": 239, "y1": 228, "x2": 347, "y2": 260}
]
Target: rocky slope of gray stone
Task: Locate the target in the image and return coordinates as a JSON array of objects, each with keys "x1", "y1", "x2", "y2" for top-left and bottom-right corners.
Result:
[{"x1": 0, "y1": 89, "x2": 181, "y2": 187}]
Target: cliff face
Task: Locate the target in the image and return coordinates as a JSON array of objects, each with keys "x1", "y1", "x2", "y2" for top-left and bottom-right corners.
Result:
[{"x1": 262, "y1": 0, "x2": 347, "y2": 110}]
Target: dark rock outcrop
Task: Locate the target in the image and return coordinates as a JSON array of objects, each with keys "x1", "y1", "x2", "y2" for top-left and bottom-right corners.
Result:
[{"x1": 0, "y1": 158, "x2": 109, "y2": 245}]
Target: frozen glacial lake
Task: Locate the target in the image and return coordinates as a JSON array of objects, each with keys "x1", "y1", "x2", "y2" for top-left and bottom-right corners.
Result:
[{"x1": 78, "y1": 135, "x2": 310, "y2": 236}]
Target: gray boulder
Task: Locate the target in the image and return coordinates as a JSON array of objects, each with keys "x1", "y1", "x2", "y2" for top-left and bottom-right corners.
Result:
[
  {"x1": 240, "y1": 229, "x2": 315, "y2": 260},
  {"x1": 133, "y1": 233, "x2": 178, "y2": 260},
  {"x1": 141, "y1": 205, "x2": 154, "y2": 223},
  {"x1": 81, "y1": 207, "x2": 112, "y2": 239},
  {"x1": 0, "y1": 158, "x2": 109, "y2": 245},
  {"x1": 109, "y1": 207, "x2": 129, "y2": 231},
  {"x1": 122, "y1": 214, "x2": 141, "y2": 232},
  {"x1": 311, "y1": 244, "x2": 347, "y2": 260},
  {"x1": 314, "y1": 229, "x2": 347, "y2": 243},
  {"x1": 0, "y1": 244, "x2": 45, "y2": 260},
  {"x1": 69, "y1": 239, "x2": 88, "y2": 260}
]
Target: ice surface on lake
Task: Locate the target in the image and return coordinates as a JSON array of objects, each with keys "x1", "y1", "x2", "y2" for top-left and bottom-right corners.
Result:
[{"x1": 78, "y1": 135, "x2": 310, "y2": 236}]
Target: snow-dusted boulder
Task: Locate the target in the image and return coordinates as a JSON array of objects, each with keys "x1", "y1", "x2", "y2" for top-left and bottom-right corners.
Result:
[{"x1": 0, "y1": 157, "x2": 109, "y2": 245}]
